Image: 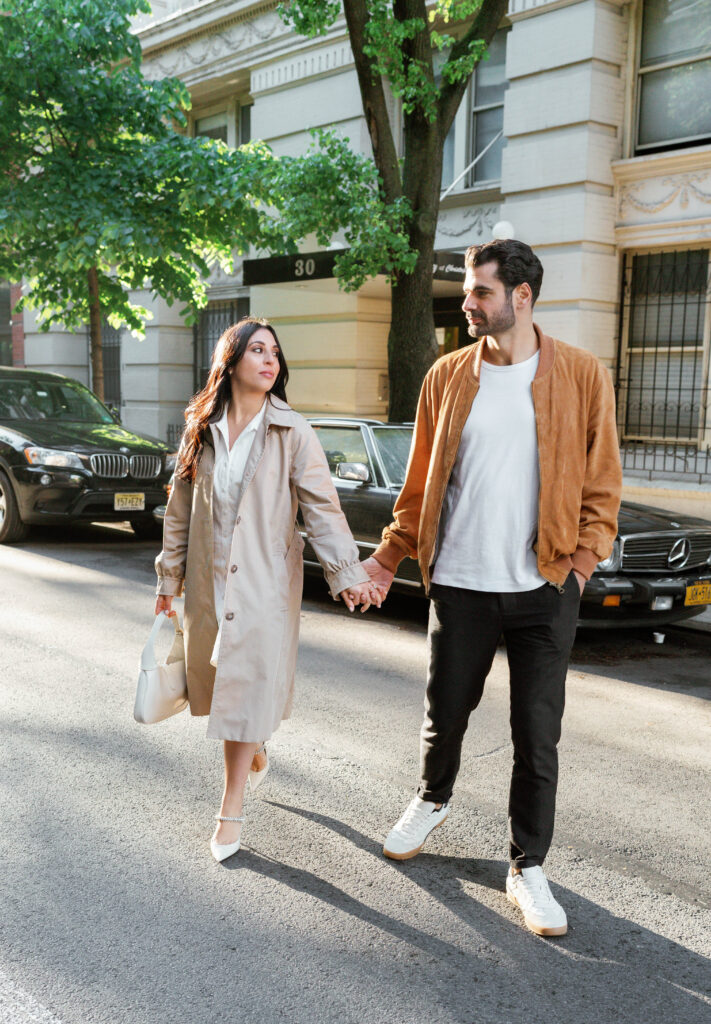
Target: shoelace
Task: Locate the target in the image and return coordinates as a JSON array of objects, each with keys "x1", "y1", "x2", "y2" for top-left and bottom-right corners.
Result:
[
  {"x1": 397, "y1": 802, "x2": 435, "y2": 839},
  {"x1": 514, "y1": 874, "x2": 555, "y2": 912}
]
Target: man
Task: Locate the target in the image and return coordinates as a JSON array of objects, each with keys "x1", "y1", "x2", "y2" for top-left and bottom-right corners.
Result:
[{"x1": 364, "y1": 239, "x2": 622, "y2": 937}]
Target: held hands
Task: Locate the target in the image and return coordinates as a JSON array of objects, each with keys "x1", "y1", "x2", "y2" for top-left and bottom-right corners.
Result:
[
  {"x1": 338, "y1": 580, "x2": 384, "y2": 613},
  {"x1": 336, "y1": 555, "x2": 394, "y2": 612},
  {"x1": 362, "y1": 556, "x2": 395, "y2": 600}
]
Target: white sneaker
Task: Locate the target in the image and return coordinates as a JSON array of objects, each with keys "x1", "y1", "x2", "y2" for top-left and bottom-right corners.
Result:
[
  {"x1": 506, "y1": 866, "x2": 568, "y2": 936},
  {"x1": 383, "y1": 796, "x2": 449, "y2": 860}
]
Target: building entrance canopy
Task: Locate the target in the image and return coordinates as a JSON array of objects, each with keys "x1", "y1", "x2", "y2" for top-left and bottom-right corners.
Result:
[{"x1": 243, "y1": 248, "x2": 465, "y2": 288}]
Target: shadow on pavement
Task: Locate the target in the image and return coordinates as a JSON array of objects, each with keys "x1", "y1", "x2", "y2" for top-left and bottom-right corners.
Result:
[{"x1": 257, "y1": 800, "x2": 711, "y2": 1024}]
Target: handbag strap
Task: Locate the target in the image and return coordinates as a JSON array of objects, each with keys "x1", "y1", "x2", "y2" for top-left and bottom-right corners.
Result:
[{"x1": 141, "y1": 612, "x2": 183, "y2": 671}]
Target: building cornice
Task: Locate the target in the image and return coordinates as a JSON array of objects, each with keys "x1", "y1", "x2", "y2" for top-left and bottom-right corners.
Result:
[
  {"x1": 615, "y1": 218, "x2": 711, "y2": 248},
  {"x1": 508, "y1": 0, "x2": 628, "y2": 22},
  {"x1": 612, "y1": 144, "x2": 711, "y2": 184},
  {"x1": 137, "y1": 0, "x2": 279, "y2": 58},
  {"x1": 251, "y1": 36, "x2": 354, "y2": 96}
]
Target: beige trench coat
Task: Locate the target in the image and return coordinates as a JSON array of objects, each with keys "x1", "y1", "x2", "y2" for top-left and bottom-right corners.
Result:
[{"x1": 155, "y1": 397, "x2": 368, "y2": 741}]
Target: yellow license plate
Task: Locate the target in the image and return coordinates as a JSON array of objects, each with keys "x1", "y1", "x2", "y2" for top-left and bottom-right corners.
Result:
[
  {"x1": 114, "y1": 493, "x2": 145, "y2": 511},
  {"x1": 684, "y1": 582, "x2": 711, "y2": 606}
]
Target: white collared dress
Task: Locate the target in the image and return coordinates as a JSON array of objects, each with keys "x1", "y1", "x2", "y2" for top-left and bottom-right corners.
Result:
[{"x1": 209, "y1": 401, "x2": 266, "y2": 666}]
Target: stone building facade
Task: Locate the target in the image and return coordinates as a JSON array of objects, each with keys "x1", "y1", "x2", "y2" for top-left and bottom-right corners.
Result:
[{"x1": 16, "y1": 0, "x2": 711, "y2": 510}]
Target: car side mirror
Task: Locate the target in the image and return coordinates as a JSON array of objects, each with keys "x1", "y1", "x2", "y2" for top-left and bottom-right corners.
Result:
[
  {"x1": 107, "y1": 403, "x2": 121, "y2": 424},
  {"x1": 336, "y1": 462, "x2": 370, "y2": 483}
]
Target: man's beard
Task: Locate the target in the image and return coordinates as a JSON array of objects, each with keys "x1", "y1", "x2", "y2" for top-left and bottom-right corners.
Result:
[{"x1": 467, "y1": 292, "x2": 516, "y2": 338}]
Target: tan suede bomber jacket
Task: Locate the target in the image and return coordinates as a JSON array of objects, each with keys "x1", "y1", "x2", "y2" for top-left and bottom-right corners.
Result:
[{"x1": 373, "y1": 325, "x2": 623, "y2": 591}]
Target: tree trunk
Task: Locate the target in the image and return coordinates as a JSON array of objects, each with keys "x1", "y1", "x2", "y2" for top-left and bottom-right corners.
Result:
[
  {"x1": 388, "y1": 244, "x2": 438, "y2": 421},
  {"x1": 388, "y1": 95, "x2": 442, "y2": 422},
  {"x1": 87, "y1": 266, "x2": 104, "y2": 401}
]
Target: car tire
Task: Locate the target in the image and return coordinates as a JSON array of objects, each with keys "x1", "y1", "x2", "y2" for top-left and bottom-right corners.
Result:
[
  {"x1": 130, "y1": 515, "x2": 163, "y2": 541},
  {"x1": 0, "y1": 470, "x2": 29, "y2": 544}
]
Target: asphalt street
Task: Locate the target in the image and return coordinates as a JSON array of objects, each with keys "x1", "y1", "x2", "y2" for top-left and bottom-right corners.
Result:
[{"x1": 1, "y1": 523, "x2": 710, "y2": 1024}]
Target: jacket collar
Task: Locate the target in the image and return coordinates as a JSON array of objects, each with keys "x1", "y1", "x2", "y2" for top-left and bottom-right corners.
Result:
[
  {"x1": 203, "y1": 395, "x2": 294, "y2": 449},
  {"x1": 471, "y1": 323, "x2": 555, "y2": 381},
  {"x1": 264, "y1": 395, "x2": 296, "y2": 428}
]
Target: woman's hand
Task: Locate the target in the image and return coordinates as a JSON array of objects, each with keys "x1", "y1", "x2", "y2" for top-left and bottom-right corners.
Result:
[
  {"x1": 155, "y1": 595, "x2": 174, "y2": 617},
  {"x1": 338, "y1": 581, "x2": 384, "y2": 613}
]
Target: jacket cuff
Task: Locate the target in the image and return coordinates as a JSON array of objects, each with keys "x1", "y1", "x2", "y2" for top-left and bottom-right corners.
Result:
[
  {"x1": 156, "y1": 576, "x2": 184, "y2": 597},
  {"x1": 373, "y1": 538, "x2": 407, "y2": 574},
  {"x1": 571, "y1": 546, "x2": 599, "y2": 581},
  {"x1": 327, "y1": 562, "x2": 370, "y2": 598}
]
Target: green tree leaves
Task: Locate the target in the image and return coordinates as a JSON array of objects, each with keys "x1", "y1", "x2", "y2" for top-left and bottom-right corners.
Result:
[{"x1": 0, "y1": 0, "x2": 416, "y2": 372}]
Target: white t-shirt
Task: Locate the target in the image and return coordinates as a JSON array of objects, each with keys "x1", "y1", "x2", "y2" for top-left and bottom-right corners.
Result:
[
  {"x1": 431, "y1": 350, "x2": 546, "y2": 593},
  {"x1": 209, "y1": 400, "x2": 266, "y2": 665}
]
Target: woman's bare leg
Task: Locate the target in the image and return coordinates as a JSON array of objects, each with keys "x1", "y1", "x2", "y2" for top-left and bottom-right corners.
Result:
[{"x1": 213, "y1": 740, "x2": 259, "y2": 844}]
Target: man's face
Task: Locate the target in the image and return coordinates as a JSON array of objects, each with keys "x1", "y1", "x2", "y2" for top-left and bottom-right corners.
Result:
[{"x1": 461, "y1": 261, "x2": 516, "y2": 338}]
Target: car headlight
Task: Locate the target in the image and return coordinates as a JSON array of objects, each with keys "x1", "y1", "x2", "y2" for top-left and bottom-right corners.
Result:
[
  {"x1": 164, "y1": 453, "x2": 178, "y2": 473},
  {"x1": 24, "y1": 446, "x2": 84, "y2": 471},
  {"x1": 594, "y1": 539, "x2": 621, "y2": 574}
]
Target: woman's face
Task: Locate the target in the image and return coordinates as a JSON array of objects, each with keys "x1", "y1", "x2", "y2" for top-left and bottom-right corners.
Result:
[{"x1": 230, "y1": 327, "x2": 281, "y2": 395}]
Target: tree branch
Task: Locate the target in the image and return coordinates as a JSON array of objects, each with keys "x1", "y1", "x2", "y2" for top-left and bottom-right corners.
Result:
[
  {"x1": 342, "y1": 0, "x2": 402, "y2": 202},
  {"x1": 437, "y1": 0, "x2": 508, "y2": 138}
]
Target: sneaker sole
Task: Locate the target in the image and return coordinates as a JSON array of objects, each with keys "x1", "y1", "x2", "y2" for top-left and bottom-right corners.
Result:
[
  {"x1": 506, "y1": 890, "x2": 567, "y2": 937},
  {"x1": 382, "y1": 813, "x2": 449, "y2": 861}
]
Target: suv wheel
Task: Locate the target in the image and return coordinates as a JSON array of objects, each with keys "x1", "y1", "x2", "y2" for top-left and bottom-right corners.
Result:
[
  {"x1": 130, "y1": 515, "x2": 163, "y2": 540},
  {"x1": 0, "y1": 471, "x2": 29, "y2": 544}
]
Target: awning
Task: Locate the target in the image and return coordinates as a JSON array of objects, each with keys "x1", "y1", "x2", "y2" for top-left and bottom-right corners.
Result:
[{"x1": 243, "y1": 248, "x2": 465, "y2": 287}]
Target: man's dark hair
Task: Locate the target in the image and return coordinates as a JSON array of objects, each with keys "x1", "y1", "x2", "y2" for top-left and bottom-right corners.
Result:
[{"x1": 464, "y1": 239, "x2": 544, "y2": 306}]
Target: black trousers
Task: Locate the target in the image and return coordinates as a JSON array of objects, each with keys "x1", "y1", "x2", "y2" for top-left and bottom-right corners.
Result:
[{"x1": 418, "y1": 574, "x2": 580, "y2": 868}]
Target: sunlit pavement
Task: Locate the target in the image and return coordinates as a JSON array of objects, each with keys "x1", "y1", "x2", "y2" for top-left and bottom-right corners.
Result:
[{"x1": 1, "y1": 523, "x2": 709, "y2": 1024}]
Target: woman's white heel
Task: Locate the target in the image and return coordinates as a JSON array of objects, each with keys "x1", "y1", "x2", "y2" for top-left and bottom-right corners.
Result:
[
  {"x1": 210, "y1": 814, "x2": 244, "y2": 862},
  {"x1": 248, "y1": 743, "x2": 269, "y2": 793}
]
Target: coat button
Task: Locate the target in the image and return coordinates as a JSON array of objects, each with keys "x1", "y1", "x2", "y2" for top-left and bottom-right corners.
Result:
[
  {"x1": 236, "y1": 516, "x2": 241, "y2": 525},
  {"x1": 225, "y1": 612, "x2": 234, "y2": 621},
  {"x1": 230, "y1": 564, "x2": 238, "y2": 573}
]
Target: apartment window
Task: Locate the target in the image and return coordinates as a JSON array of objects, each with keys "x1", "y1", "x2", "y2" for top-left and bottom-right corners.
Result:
[
  {"x1": 239, "y1": 103, "x2": 252, "y2": 146},
  {"x1": 194, "y1": 297, "x2": 250, "y2": 391},
  {"x1": 102, "y1": 321, "x2": 122, "y2": 412},
  {"x1": 0, "y1": 282, "x2": 11, "y2": 366},
  {"x1": 195, "y1": 112, "x2": 229, "y2": 143},
  {"x1": 636, "y1": 0, "x2": 711, "y2": 152},
  {"x1": 468, "y1": 28, "x2": 508, "y2": 185},
  {"x1": 618, "y1": 249, "x2": 710, "y2": 442}
]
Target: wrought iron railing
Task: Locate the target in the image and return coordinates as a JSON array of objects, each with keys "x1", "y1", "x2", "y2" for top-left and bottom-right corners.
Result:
[{"x1": 617, "y1": 437, "x2": 711, "y2": 483}]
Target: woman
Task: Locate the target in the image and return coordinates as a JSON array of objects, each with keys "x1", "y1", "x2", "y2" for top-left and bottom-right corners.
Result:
[{"x1": 154, "y1": 316, "x2": 378, "y2": 862}]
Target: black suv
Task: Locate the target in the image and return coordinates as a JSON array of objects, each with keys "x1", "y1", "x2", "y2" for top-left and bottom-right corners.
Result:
[{"x1": 0, "y1": 367, "x2": 175, "y2": 543}]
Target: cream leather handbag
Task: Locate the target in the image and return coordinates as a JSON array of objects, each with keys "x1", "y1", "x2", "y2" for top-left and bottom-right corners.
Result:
[{"x1": 134, "y1": 613, "x2": 188, "y2": 724}]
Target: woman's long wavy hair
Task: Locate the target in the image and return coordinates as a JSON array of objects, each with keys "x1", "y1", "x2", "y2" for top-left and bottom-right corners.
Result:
[{"x1": 176, "y1": 316, "x2": 288, "y2": 482}]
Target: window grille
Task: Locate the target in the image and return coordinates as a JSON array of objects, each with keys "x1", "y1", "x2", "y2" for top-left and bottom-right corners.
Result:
[
  {"x1": 616, "y1": 248, "x2": 711, "y2": 482},
  {"x1": 194, "y1": 297, "x2": 250, "y2": 391},
  {"x1": 636, "y1": 0, "x2": 711, "y2": 153},
  {"x1": 166, "y1": 423, "x2": 184, "y2": 448}
]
